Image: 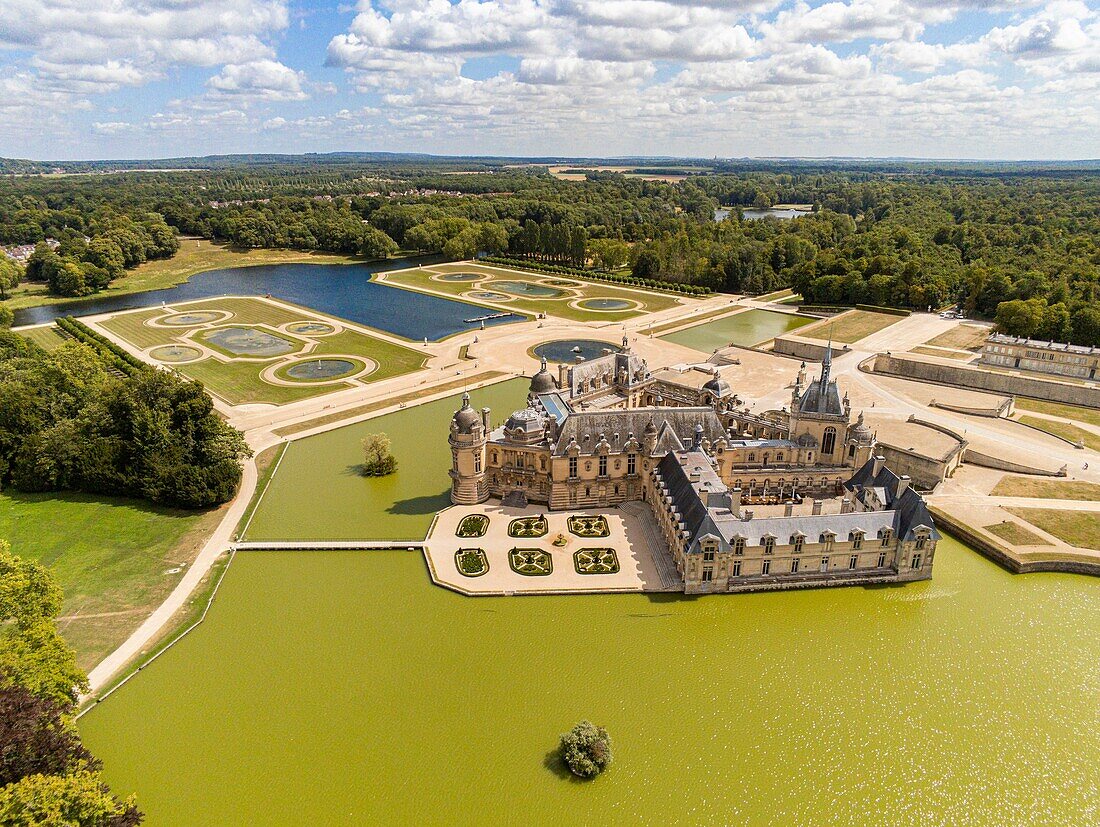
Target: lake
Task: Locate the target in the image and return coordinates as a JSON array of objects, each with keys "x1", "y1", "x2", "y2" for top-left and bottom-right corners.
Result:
[
  {"x1": 14, "y1": 258, "x2": 524, "y2": 341},
  {"x1": 660, "y1": 308, "x2": 814, "y2": 352},
  {"x1": 79, "y1": 541, "x2": 1100, "y2": 825}
]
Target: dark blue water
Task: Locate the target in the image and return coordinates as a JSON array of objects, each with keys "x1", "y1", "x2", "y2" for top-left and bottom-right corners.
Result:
[
  {"x1": 533, "y1": 339, "x2": 623, "y2": 363},
  {"x1": 14, "y1": 258, "x2": 524, "y2": 341}
]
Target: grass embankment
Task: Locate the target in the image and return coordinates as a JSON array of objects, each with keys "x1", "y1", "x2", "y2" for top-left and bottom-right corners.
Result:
[
  {"x1": 991, "y1": 477, "x2": 1100, "y2": 501},
  {"x1": 0, "y1": 490, "x2": 219, "y2": 670},
  {"x1": 1006, "y1": 508, "x2": 1100, "y2": 550},
  {"x1": 244, "y1": 378, "x2": 528, "y2": 541},
  {"x1": 983, "y1": 521, "x2": 1051, "y2": 546},
  {"x1": 235, "y1": 443, "x2": 287, "y2": 538},
  {"x1": 1014, "y1": 398, "x2": 1100, "y2": 430},
  {"x1": 6, "y1": 238, "x2": 371, "y2": 311},
  {"x1": 800, "y1": 309, "x2": 900, "y2": 344},
  {"x1": 385, "y1": 261, "x2": 681, "y2": 322},
  {"x1": 909, "y1": 346, "x2": 975, "y2": 361},
  {"x1": 924, "y1": 324, "x2": 990, "y2": 352},
  {"x1": 19, "y1": 324, "x2": 68, "y2": 349},
  {"x1": 1017, "y1": 416, "x2": 1100, "y2": 451}
]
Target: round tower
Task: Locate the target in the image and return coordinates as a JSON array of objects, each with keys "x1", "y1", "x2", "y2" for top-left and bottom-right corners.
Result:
[{"x1": 449, "y1": 392, "x2": 489, "y2": 504}]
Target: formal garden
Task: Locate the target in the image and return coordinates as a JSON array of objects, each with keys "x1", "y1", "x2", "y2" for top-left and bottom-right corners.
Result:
[
  {"x1": 508, "y1": 515, "x2": 549, "y2": 538},
  {"x1": 568, "y1": 515, "x2": 610, "y2": 538},
  {"x1": 574, "y1": 548, "x2": 620, "y2": 575},
  {"x1": 456, "y1": 514, "x2": 490, "y2": 538},
  {"x1": 508, "y1": 548, "x2": 554, "y2": 576},
  {"x1": 455, "y1": 548, "x2": 489, "y2": 577}
]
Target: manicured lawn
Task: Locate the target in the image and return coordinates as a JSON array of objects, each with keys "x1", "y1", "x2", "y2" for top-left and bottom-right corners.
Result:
[
  {"x1": 99, "y1": 308, "x2": 179, "y2": 350},
  {"x1": 984, "y1": 521, "x2": 1050, "y2": 546},
  {"x1": 309, "y1": 329, "x2": 427, "y2": 381},
  {"x1": 801, "y1": 309, "x2": 901, "y2": 343},
  {"x1": 180, "y1": 359, "x2": 342, "y2": 405},
  {"x1": 1018, "y1": 416, "x2": 1100, "y2": 452},
  {"x1": 7, "y1": 238, "x2": 370, "y2": 311},
  {"x1": 385, "y1": 262, "x2": 682, "y2": 322},
  {"x1": 243, "y1": 378, "x2": 528, "y2": 541},
  {"x1": 660, "y1": 308, "x2": 813, "y2": 351},
  {"x1": 991, "y1": 477, "x2": 1100, "y2": 501},
  {"x1": 1014, "y1": 398, "x2": 1100, "y2": 430},
  {"x1": 924, "y1": 324, "x2": 990, "y2": 352},
  {"x1": 18, "y1": 324, "x2": 68, "y2": 350},
  {"x1": 1007, "y1": 508, "x2": 1100, "y2": 550},
  {"x1": 0, "y1": 490, "x2": 216, "y2": 670}
]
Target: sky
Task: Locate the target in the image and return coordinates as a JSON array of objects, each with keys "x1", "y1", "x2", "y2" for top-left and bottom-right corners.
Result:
[{"x1": 0, "y1": 0, "x2": 1098, "y2": 161}]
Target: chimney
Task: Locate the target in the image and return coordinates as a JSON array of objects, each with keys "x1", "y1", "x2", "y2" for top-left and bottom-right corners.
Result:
[
  {"x1": 558, "y1": 363, "x2": 568, "y2": 388},
  {"x1": 784, "y1": 502, "x2": 794, "y2": 517},
  {"x1": 811, "y1": 499, "x2": 823, "y2": 515},
  {"x1": 481, "y1": 407, "x2": 491, "y2": 430},
  {"x1": 742, "y1": 510, "x2": 754, "y2": 521},
  {"x1": 731, "y1": 487, "x2": 742, "y2": 513},
  {"x1": 896, "y1": 475, "x2": 911, "y2": 497},
  {"x1": 840, "y1": 499, "x2": 853, "y2": 514},
  {"x1": 872, "y1": 455, "x2": 885, "y2": 476}
]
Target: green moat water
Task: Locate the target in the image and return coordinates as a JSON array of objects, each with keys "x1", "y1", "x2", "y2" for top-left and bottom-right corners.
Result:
[
  {"x1": 80, "y1": 541, "x2": 1099, "y2": 825},
  {"x1": 661, "y1": 308, "x2": 813, "y2": 351}
]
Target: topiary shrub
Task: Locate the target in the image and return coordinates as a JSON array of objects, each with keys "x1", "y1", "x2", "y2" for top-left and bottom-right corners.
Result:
[{"x1": 559, "y1": 721, "x2": 613, "y2": 779}]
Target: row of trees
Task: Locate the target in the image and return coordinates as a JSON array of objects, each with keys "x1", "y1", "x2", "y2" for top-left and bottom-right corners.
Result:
[
  {"x1": 0, "y1": 333, "x2": 250, "y2": 509},
  {"x1": 1, "y1": 540, "x2": 142, "y2": 824}
]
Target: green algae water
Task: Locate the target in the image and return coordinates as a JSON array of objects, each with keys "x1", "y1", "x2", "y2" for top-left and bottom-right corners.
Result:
[
  {"x1": 660, "y1": 308, "x2": 813, "y2": 351},
  {"x1": 80, "y1": 539, "x2": 1099, "y2": 825}
]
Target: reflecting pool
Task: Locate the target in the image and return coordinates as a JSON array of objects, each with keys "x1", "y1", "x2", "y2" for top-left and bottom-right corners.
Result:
[
  {"x1": 491, "y1": 280, "x2": 569, "y2": 298},
  {"x1": 79, "y1": 542, "x2": 1100, "y2": 825}
]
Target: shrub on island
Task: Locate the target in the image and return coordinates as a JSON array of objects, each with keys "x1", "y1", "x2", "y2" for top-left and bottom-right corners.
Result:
[
  {"x1": 361, "y1": 433, "x2": 398, "y2": 476},
  {"x1": 559, "y1": 720, "x2": 613, "y2": 779}
]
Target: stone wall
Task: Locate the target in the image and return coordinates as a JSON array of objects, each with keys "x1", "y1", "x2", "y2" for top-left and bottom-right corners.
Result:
[
  {"x1": 870, "y1": 354, "x2": 1100, "y2": 409},
  {"x1": 772, "y1": 336, "x2": 853, "y2": 363},
  {"x1": 877, "y1": 444, "x2": 955, "y2": 491}
]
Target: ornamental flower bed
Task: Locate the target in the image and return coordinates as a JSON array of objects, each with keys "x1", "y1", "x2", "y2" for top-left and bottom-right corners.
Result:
[
  {"x1": 456, "y1": 514, "x2": 490, "y2": 538},
  {"x1": 507, "y1": 515, "x2": 548, "y2": 538},
  {"x1": 574, "y1": 548, "x2": 620, "y2": 575},
  {"x1": 455, "y1": 548, "x2": 489, "y2": 577},
  {"x1": 508, "y1": 547, "x2": 553, "y2": 576},
  {"x1": 567, "y1": 515, "x2": 610, "y2": 538}
]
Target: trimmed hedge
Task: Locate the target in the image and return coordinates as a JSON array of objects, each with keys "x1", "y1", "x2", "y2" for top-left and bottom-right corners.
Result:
[
  {"x1": 482, "y1": 256, "x2": 713, "y2": 296},
  {"x1": 56, "y1": 317, "x2": 150, "y2": 375}
]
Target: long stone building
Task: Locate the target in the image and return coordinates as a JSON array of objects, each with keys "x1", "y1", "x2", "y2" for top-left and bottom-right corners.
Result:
[
  {"x1": 449, "y1": 339, "x2": 939, "y2": 592},
  {"x1": 980, "y1": 333, "x2": 1099, "y2": 381}
]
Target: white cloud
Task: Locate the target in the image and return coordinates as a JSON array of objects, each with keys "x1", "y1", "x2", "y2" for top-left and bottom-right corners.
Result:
[{"x1": 206, "y1": 60, "x2": 310, "y2": 102}]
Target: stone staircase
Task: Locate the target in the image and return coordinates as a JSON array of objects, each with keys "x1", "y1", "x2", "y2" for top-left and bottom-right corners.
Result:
[{"x1": 619, "y1": 501, "x2": 683, "y2": 591}]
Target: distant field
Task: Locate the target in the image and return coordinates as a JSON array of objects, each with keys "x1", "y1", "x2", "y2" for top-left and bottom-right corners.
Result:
[
  {"x1": 0, "y1": 490, "x2": 216, "y2": 670},
  {"x1": 991, "y1": 478, "x2": 1100, "y2": 501},
  {"x1": 984, "y1": 521, "x2": 1050, "y2": 547},
  {"x1": 1007, "y1": 508, "x2": 1100, "y2": 550},
  {"x1": 801, "y1": 310, "x2": 900, "y2": 344},
  {"x1": 1014, "y1": 398, "x2": 1100, "y2": 430}
]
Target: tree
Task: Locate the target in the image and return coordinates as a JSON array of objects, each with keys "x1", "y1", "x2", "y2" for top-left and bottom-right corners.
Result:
[
  {"x1": 588, "y1": 239, "x2": 629, "y2": 271},
  {"x1": 559, "y1": 720, "x2": 612, "y2": 779},
  {"x1": 0, "y1": 259, "x2": 21, "y2": 300},
  {"x1": 0, "y1": 683, "x2": 94, "y2": 787},
  {"x1": 361, "y1": 433, "x2": 397, "y2": 476},
  {"x1": 0, "y1": 304, "x2": 12, "y2": 330},
  {"x1": 1071, "y1": 306, "x2": 1100, "y2": 346},
  {"x1": 0, "y1": 767, "x2": 142, "y2": 827},
  {"x1": 632, "y1": 249, "x2": 661, "y2": 279},
  {"x1": 995, "y1": 298, "x2": 1045, "y2": 338}
]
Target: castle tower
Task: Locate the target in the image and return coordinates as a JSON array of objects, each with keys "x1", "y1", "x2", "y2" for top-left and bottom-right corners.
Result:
[{"x1": 449, "y1": 392, "x2": 489, "y2": 504}]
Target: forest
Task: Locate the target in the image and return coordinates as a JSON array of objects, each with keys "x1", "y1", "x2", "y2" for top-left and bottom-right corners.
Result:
[{"x1": 0, "y1": 160, "x2": 1097, "y2": 343}]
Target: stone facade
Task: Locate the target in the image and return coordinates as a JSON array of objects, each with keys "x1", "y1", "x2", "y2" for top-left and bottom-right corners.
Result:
[{"x1": 980, "y1": 333, "x2": 1099, "y2": 382}]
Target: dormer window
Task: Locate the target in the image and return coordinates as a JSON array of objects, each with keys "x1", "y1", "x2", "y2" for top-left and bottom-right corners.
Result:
[
  {"x1": 732, "y1": 537, "x2": 746, "y2": 555},
  {"x1": 763, "y1": 537, "x2": 775, "y2": 554},
  {"x1": 849, "y1": 531, "x2": 863, "y2": 550},
  {"x1": 791, "y1": 534, "x2": 804, "y2": 553},
  {"x1": 879, "y1": 528, "x2": 892, "y2": 547}
]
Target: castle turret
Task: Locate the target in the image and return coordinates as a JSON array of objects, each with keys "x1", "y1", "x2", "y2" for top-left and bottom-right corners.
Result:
[{"x1": 449, "y1": 392, "x2": 489, "y2": 504}]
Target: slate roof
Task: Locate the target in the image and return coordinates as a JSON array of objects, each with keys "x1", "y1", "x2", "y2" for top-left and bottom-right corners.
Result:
[
  {"x1": 796, "y1": 377, "x2": 844, "y2": 416},
  {"x1": 552, "y1": 407, "x2": 725, "y2": 456},
  {"x1": 844, "y1": 460, "x2": 941, "y2": 541}
]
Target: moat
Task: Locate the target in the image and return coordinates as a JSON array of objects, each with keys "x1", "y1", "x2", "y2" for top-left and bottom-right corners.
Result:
[{"x1": 79, "y1": 542, "x2": 1100, "y2": 825}]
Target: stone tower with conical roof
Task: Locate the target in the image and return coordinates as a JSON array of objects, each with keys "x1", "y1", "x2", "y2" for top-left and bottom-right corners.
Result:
[{"x1": 449, "y1": 391, "x2": 490, "y2": 504}]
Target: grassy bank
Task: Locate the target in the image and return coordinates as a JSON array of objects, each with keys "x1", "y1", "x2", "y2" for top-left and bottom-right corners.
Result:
[
  {"x1": 1007, "y1": 508, "x2": 1100, "y2": 550},
  {"x1": 0, "y1": 490, "x2": 221, "y2": 670},
  {"x1": 6, "y1": 238, "x2": 371, "y2": 311}
]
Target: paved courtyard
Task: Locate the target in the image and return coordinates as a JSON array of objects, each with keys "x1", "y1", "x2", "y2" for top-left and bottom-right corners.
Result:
[{"x1": 424, "y1": 502, "x2": 679, "y2": 594}]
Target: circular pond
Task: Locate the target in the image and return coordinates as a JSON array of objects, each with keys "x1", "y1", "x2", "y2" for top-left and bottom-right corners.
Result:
[
  {"x1": 286, "y1": 322, "x2": 336, "y2": 336},
  {"x1": 281, "y1": 358, "x2": 362, "y2": 381},
  {"x1": 149, "y1": 345, "x2": 203, "y2": 363},
  {"x1": 436, "y1": 272, "x2": 481, "y2": 282},
  {"x1": 578, "y1": 298, "x2": 635, "y2": 311},
  {"x1": 533, "y1": 339, "x2": 623, "y2": 363},
  {"x1": 490, "y1": 280, "x2": 568, "y2": 298},
  {"x1": 161, "y1": 311, "x2": 223, "y2": 326},
  {"x1": 467, "y1": 291, "x2": 511, "y2": 301}
]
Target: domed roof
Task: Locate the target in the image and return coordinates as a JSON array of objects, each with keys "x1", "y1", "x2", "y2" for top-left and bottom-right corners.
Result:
[
  {"x1": 505, "y1": 407, "x2": 544, "y2": 434},
  {"x1": 796, "y1": 432, "x2": 819, "y2": 448},
  {"x1": 452, "y1": 392, "x2": 480, "y2": 434},
  {"x1": 644, "y1": 419, "x2": 658, "y2": 435},
  {"x1": 703, "y1": 367, "x2": 731, "y2": 396},
  {"x1": 850, "y1": 411, "x2": 874, "y2": 442},
  {"x1": 529, "y1": 356, "x2": 557, "y2": 394}
]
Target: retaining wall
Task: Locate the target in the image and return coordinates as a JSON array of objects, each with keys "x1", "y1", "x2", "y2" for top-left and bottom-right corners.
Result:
[
  {"x1": 962, "y1": 450, "x2": 1065, "y2": 477},
  {"x1": 870, "y1": 354, "x2": 1100, "y2": 409},
  {"x1": 771, "y1": 336, "x2": 853, "y2": 363}
]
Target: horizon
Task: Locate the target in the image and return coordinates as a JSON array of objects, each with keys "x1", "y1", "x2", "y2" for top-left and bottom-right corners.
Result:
[{"x1": 2, "y1": 0, "x2": 1098, "y2": 161}]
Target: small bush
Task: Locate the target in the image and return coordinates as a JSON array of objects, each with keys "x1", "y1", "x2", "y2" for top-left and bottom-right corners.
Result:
[{"x1": 559, "y1": 721, "x2": 613, "y2": 779}]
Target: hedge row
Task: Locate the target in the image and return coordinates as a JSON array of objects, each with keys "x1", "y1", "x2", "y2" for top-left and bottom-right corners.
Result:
[
  {"x1": 56, "y1": 317, "x2": 150, "y2": 375},
  {"x1": 482, "y1": 256, "x2": 713, "y2": 296}
]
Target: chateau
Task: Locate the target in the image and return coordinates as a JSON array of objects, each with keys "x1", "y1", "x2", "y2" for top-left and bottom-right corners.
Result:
[{"x1": 449, "y1": 338, "x2": 938, "y2": 592}]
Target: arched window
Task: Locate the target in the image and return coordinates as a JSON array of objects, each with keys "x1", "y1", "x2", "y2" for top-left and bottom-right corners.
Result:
[{"x1": 822, "y1": 427, "x2": 837, "y2": 455}]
